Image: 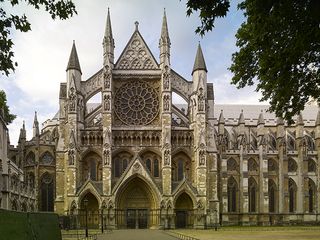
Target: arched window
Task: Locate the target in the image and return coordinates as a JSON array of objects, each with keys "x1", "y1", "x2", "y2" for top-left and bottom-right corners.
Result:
[
  {"x1": 248, "y1": 177, "x2": 257, "y2": 212},
  {"x1": 268, "y1": 159, "x2": 277, "y2": 172},
  {"x1": 90, "y1": 160, "x2": 97, "y2": 180},
  {"x1": 40, "y1": 173, "x2": 54, "y2": 212},
  {"x1": 286, "y1": 132, "x2": 295, "y2": 151},
  {"x1": 154, "y1": 159, "x2": 159, "y2": 177},
  {"x1": 308, "y1": 178, "x2": 316, "y2": 213},
  {"x1": 227, "y1": 177, "x2": 237, "y2": 212},
  {"x1": 178, "y1": 160, "x2": 184, "y2": 181},
  {"x1": 248, "y1": 158, "x2": 258, "y2": 172},
  {"x1": 112, "y1": 152, "x2": 132, "y2": 178},
  {"x1": 289, "y1": 178, "x2": 297, "y2": 213},
  {"x1": 268, "y1": 179, "x2": 276, "y2": 213},
  {"x1": 227, "y1": 158, "x2": 238, "y2": 171},
  {"x1": 26, "y1": 152, "x2": 35, "y2": 166},
  {"x1": 115, "y1": 159, "x2": 120, "y2": 177},
  {"x1": 308, "y1": 159, "x2": 316, "y2": 172},
  {"x1": 288, "y1": 158, "x2": 297, "y2": 172},
  {"x1": 40, "y1": 151, "x2": 54, "y2": 165},
  {"x1": 269, "y1": 132, "x2": 277, "y2": 150},
  {"x1": 146, "y1": 159, "x2": 151, "y2": 172}
]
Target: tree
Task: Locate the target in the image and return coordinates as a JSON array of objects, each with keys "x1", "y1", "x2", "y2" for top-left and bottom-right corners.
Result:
[
  {"x1": 0, "y1": 90, "x2": 16, "y2": 124},
  {"x1": 186, "y1": 0, "x2": 320, "y2": 123},
  {"x1": 0, "y1": 0, "x2": 77, "y2": 76}
]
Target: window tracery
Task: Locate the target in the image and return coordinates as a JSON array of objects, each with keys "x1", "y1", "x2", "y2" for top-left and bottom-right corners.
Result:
[{"x1": 114, "y1": 81, "x2": 159, "y2": 125}]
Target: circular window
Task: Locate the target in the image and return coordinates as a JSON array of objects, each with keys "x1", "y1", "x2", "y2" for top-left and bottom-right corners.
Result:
[{"x1": 114, "y1": 81, "x2": 159, "y2": 125}]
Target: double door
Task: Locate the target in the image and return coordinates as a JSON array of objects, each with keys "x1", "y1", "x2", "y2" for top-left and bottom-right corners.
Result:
[{"x1": 126, "y1": 209, "x2": 148, "y2": 229}]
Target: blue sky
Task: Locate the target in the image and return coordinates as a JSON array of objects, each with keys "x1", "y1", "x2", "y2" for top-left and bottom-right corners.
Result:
[{"x1": 1, "y1": 0, "x2": 265, "y2": 145}]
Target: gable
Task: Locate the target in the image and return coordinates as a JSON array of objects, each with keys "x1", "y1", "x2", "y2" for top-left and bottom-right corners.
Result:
[{"x1": 115, "y1": 30, "x2": 159, "y2": 70}]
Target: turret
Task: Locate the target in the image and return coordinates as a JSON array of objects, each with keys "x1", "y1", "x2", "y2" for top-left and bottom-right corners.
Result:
[
  {"x1": 159, "y1": 9, "x2": 170, "y2": 68},
  {"x1": 103, "y1": 8, "x2": 115, "y2": 66},
  {"x1": 192, "y1": 43, "x2": 207, "y2": 96},
  {"x1": 33, "y1": 111, "x2": 39, "y2": 138},
  {"x1": 66, "y1": 41, "x2": 81, "y2": 91}
]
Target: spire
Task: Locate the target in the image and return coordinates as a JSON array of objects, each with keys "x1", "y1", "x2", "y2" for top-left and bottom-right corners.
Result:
[
  {"x1": 161, "y1": 9, "x2": 170, "y2": 42},
  {"x1": 18, "y1": 121, "x2": 26, "y2": 142},
  {"x1": 218, "y1": 110, "x2": 225, "y2": 124},
  {"x1": 159, "y1": 9, "x2": 171, "y2": 67},
  {"x1": 238, "y1": 110, "x2": 245, "y2": 125},
  {"x1": 66, "y1": 41, "x2": 82, "y2": 74},
  {"x1": 33, "y1": 111, "x2": 39, "y2": 138},
  {"x1": 192, "y1": 43, "x2": 207, "y2": 75},
  {"x1": 103, "y1": 8, "x2": 115, "y2": 65},
  {"x1": 296, "y1": 112, "x2": 304, "y2": 125},
  {"x1": 257, "y1": 110, "x2": 265, "y2": 125}
]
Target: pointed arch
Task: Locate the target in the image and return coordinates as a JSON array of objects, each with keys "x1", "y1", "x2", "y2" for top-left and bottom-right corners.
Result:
[
  {"x1": 289, "y1": 178, "x2": 297, "y2": 213},
  {"x1": 40, "y1": 172, "x2": 54, "y2": 212},
  {"x1": 307, "y1": 178, "x2": 316, "y2": 213},
  {"x1": 248, "y1": 177, "x2": 258, "y2": 212},
  {"x1": 288, "y1": 158, "x2": 297, "y2": 172},
  {"x1": 172, "y1": 151, "x2": 191, "y2": 181},
  {"x1": 227, "y1": 157, "x2": 238, "y2": 172},
  {"x1": 227, "y1": 176, "x2": 238, "y2": 212},
  {"x1": 268, "y1": 179, "x2": 277, "y2": 213}
]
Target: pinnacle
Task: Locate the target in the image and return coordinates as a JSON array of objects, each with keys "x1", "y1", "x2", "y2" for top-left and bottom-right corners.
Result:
[
  {"x1": 218, "y1": 110, "x2": 225, "y2": 124},
  {"x1": 258, "y1": 110, "x2": 265, "y2": 125},
  {"x1": 66, "y1": 41, "x2": 82, "y2": 74},
  {"x1": 104, "y1": 8, "x2": 113, "y2": 40},
  {"x1": 161, "y1": 8, "x2": 169, "y2": 40},
  {"x1": 296, "y1": 112, "x2": 304, "y2": 125},
  {"x1": 238, "y1": 110, "x2": 245, "y2": 124},
  {"x1": 192, "y1": 43, "x2": 207, "y2": 75}
]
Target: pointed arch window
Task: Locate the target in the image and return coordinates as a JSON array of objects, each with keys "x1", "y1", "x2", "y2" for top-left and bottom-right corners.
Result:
[
  {"x1": 308, "y1": 178, "x2": 316, "y2": 213},
  {"x1": 40, "y1": 173, "x2": 54, "y2": 212},
  {"x1": 154, "y1": 159, "x2": 159, "y2": 177},
  {"x1": 90, "y1": 160, "x2": 97, "y2": 180},
  {"x1": 268, "y1": 179, "x2": 276, "y2": 213},
  {"x1": 248, "y1": 158, "x2": 258, "y2": 172},
  {"x1": 289, "y1": 178, "x2": 297, "y2": 213},
  {"x1": 308, "y1": 158, "x2": 316, "y2": 172},
  {"x1": 40, "y1": 151, "x2": 54, "y2": 165},
  {"x1": 146, "y1": 159, "x2": 151, "y2": 172},
  {"x1": 288, "y1": 158, "x2": 297, "y2": 172},
  {"x1": 227, "y1": 158, "x2": 238, "y2": 172},
  {"x1": 178, "y1": 159, "x2": 184, "y2": 181},
  {"x1": 248, "y1": 177, "x2": 257, "y2": 212},
  {"x1": 227, "y1": 177, "x2": 237, "y2": 212}
]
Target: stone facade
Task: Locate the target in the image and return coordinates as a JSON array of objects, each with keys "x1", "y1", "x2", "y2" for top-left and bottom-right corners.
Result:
[
  {"x1": 0, "y1": 111, "x2": 36, "y2": 211},
  {"x1": 10, "y1": 10, "x2": 320, "y2": 227}
]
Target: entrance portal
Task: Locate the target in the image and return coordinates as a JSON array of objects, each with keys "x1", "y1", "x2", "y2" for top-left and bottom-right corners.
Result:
[
  {"x1": 175, "y1": 192, "x2": 194, "y2": 228},
  {"x1": 116, "y1": 177, "x2": 158, "y2": 228},
  {"x1": 80, "y1": 192, "x2": 99, "y2": 228}
]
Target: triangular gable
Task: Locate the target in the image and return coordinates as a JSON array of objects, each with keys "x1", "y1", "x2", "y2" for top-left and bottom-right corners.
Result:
[
  {"x1": 172, "y1": 178, "x2": 198, "y2": 196},
  {"x1": 115, "y1": 30, "x2": 159, "y2": 70},
  {"x1": 112, "y1": 156, "x2": 161, "y2": 197},
  {"x1": 76, "y1": 179, "x2": 102, "y2": 197}
]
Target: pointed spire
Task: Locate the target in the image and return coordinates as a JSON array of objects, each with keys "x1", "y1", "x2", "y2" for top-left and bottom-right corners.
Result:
[
  {"x1": 161, "y1": 8, "x2": 170, "y2": 42},
  {"x1": 33, "y1": 111, "x2": 39, "y2": 138},
  {"x1": 316, "y1": 109, "x2": 320, "y2": 126},
  {"x1": 103, "y1": 8, "x2": 115, "y2": 65},
  {"x1": 192, "y1": 43, "x2": 207, "y2": 75},
  {"x1": 18, "y1": 121, "x2": 26, "y2": 142},
  {"x1": 218, "y1": 110, "x2": 225, "y2": 124},
  {"x1": 238, "y1": 110, "x2": 245, "y2": 124},
  {"x1": 296, "y1": 112, "x2": 304, "y2": 125},
  {"x1": 66, "y1": 41, "x2": 82, "y2": 74},
  {"x1": 258, "y1": 110, "x2": 265, "y2": 125},
  {"x1": 105, "y1": 8, "x2": 113, "y2": 40}
]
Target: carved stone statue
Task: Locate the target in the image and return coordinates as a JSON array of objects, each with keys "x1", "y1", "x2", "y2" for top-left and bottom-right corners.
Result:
[
  {"x1": 104, "y1": 94, "x2": 111, "y2": 111},
  {"x1": 163, "y1": 65, "x2": 170, "y2": 90},
  {"x1": 198, "y1": 87, "x2": 205, "y2": 112},
  {"x1": 163, "y1": 94, "x2": 170, "y2": 111},
  {"x1": 104, "y1": 65, "x2": 111, "y2": 89}
]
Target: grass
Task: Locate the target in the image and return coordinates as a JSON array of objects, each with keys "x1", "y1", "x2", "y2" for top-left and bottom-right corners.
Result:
[{"x1": 172, "y1": 226, "x2": 320, "y2": 240}]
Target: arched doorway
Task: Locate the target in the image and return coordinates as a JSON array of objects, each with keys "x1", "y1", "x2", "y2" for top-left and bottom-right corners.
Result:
[
  {"x1": 80, "y1": 192, "x2": 99, "y2": 228},
  {"x1": 116, "y1": 177, "x2": 158, "y2": 229},
  {"x1": 175, "y1": 192, "x2": 194, "y2": 228}
]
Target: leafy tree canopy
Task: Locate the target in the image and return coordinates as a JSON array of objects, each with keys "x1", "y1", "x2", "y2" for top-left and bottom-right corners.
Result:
[
  {"x1": 0, "y1": 0, "x2": 77, "y2": 76},
  {"x1": 186, "y1": 0, "x2": 320, "y2": 123},
  {"x1": 0, "y1": 90, "x2": 16, "y2": 124}
]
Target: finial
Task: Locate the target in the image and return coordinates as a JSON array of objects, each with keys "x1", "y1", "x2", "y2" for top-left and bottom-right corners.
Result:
[{"x1": 135, "y1": 21, "x2": 139, "y2": 31}]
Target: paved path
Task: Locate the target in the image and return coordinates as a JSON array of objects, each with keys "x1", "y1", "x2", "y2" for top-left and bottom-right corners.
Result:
[{"x1": 97, "y1": 229, "x2": 178, "y2": 240}]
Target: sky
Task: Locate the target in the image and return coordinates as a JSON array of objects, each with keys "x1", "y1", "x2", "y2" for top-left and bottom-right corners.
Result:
[{"x1": 1, "y1": 0, "x2": 266, "y2": 146}]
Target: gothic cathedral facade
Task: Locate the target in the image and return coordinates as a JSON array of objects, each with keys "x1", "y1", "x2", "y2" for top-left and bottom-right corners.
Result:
[{"x1": 12, "y1": 10, "x2": 320, "y2": 228}]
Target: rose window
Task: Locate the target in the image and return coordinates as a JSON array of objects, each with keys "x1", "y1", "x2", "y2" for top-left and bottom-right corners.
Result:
[{"x1": 115, "y1": 81, "x2": 159, "y2": 125}]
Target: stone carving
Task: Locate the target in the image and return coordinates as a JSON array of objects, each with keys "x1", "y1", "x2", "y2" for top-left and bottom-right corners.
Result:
[
  {"x1": 198, "y1": 87, "x2": 205, "y2": 112},
  {"x1": 68, "y1": 149, "x2": 75, "y2": 165},
  {"x1": 199, "y1": 143, "x2": 206, "y2": 166},
  {"x1": 163, "y1": 65, "x2": 170, "y2": 90},
  {"x1": 103, "y1": 147, "x2": 110, "y2": 166},
  {"x1": 116, "y1": 34, "x2": 157, "y2": 70},
  {"x1": 68, "y1": 87, "x2": 76, "y2": 112},
  {"x1": 164, "y1": 147, "x2": 171, "y2": 166},
  {"x1": 104, "y1": 94, "x2": 111, "y2": 111},
  {"x1": 163, "y1": 94, "x2": 170, "y2": 111},
  {"x1": 133, "y1": 162, "x2": 141, "y2": 172},
  {"x1": 103, "y1": 65, "x2": 111, "y2": 89},
  {"x1": 114, "y1": 81, "x2": 159, "y2": 125}
]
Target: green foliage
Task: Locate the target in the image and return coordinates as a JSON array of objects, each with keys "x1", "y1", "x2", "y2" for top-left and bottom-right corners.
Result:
[
  {"x1": 0, "y1": 0, "x2": 77, "y2": 76},
  {"x1": 0, "y1": 90, "x2": 16, "y2": 124},
  {"x1": 185, "y1": 0, "x2": 230, "y2": 36},
  {"x1": 185, "y1": 0, "x2": 320, "y2": 123},
  {"x1": 230, "y1": 0, "x2": 320, "y2": 123}
]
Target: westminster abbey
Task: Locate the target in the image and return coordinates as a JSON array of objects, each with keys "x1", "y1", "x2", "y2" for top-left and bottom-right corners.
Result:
[{"x1": 5, "y1": 10, "x2": 320, "y2": 228}]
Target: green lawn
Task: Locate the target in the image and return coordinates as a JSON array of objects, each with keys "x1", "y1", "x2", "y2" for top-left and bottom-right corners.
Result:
[{"x1": 172, "y1": 226, "x2": 320, "y2": 240}]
